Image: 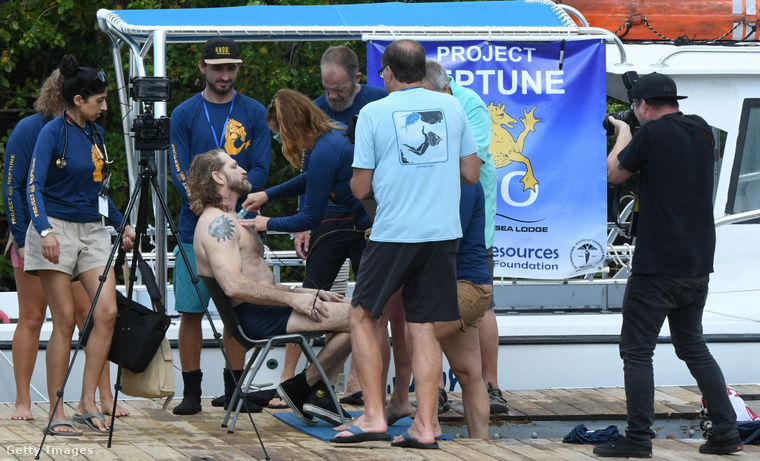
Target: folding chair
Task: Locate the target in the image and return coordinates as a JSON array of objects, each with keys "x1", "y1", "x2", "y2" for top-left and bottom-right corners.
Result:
[{"x1": 200, "y1": 276, "x2": 346, "y2": 433}]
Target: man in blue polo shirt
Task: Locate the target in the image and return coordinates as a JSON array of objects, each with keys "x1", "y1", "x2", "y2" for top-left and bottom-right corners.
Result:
[{"x1": 169, "y1": 37, "x2": 271, "y2": 415}]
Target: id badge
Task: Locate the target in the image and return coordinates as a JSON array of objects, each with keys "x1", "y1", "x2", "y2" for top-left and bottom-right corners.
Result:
[{"x1": 99, "y1": 195, "x2": 109, "y2": 218}]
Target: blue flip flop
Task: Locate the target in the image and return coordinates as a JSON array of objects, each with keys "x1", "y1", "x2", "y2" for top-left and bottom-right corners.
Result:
[
  {"x1": 390, "y1": 430, "x2": 439, "y2": 449},
  {"x1": 331, "y1": 425, "x2": 392, "y2": 443}
]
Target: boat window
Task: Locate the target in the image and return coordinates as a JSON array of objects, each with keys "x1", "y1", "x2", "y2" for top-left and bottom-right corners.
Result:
[{"x1": 726, "y1": 99, "x2": 760, "y2": 218}]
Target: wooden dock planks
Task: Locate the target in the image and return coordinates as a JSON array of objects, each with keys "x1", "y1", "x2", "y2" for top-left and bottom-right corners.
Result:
[{"x1": 0, "y1": 385, "x2": 757, "y2": 460}]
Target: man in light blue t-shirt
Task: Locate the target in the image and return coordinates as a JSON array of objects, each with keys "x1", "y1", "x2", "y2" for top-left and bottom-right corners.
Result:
[{"x1": 332, "y1": 39, "x2": 480, "y2": 448}]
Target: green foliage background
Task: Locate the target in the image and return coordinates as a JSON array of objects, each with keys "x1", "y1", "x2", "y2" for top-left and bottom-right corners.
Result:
[
  {"x1": 0, "y1": 0, "x2": 626, "y2": 290},
  {"x1": 0, "y1": 0, "x2": 381, "y2": 288}
]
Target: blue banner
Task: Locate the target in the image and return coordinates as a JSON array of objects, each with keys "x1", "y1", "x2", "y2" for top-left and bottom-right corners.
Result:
[{"x1": 367, "y1": 40, "x2": 607, "y2": 279}]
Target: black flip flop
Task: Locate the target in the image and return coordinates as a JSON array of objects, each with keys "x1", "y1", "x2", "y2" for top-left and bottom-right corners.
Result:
[
  {"x1": 331, "y1": 425, "x2": 391, "y2": 443},
  {"x1": 390, "y1": 430, "x2": 439, "y2": 449},
  {"x1": 339, "y1": 391, "x2": 364, "y2": 405}
]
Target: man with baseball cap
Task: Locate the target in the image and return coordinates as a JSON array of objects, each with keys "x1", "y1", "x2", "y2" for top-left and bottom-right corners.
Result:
[
  {"x1": 169, "y1": 37, "x2": 271, "y2": 415},
  {"x1": 594, "y1": 73, "x2": 742, "y2": 457}
]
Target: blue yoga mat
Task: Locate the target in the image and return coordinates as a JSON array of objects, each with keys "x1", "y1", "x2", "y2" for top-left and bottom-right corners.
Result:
[{"x1": 273, "y1": 411, "x2": 453, "y2": 442}]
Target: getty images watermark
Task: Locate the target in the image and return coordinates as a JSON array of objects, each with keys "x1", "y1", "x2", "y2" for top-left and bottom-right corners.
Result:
[{"x1": 6, "y1": 445, "x2": 94, "y2": 457}]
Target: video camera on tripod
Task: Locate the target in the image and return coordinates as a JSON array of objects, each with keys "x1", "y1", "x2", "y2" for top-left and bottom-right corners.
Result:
[{"x1": 129, "y1": 77, "x2": 172, "y2": 151}]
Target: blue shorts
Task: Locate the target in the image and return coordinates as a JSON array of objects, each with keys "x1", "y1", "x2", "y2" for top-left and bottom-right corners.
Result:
[
  {"x1": 173, "y1": 242, "x2": 210, "y2": 314},
  {"x1": 236, "y1": 303, "x2": 292, "y2": 339}
]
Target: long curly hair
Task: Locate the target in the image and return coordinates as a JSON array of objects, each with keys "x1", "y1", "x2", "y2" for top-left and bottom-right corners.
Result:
[
  {"x1": 267, "y1": 89, "x2": 342, "y2": 169},
  {"x1": 33, "y1": 69, "x2": 67, "y2": 118},
  {"x1": 187, "y1": 149, "x2": 230, "y2": 215}
]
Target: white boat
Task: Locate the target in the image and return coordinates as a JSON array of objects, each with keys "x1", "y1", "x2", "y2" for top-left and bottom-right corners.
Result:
[{"x1": 2, "y1": 0, "x2": 759, "y2": 404}]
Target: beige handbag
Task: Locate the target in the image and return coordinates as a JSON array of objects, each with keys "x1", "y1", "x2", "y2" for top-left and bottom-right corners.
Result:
[{"x1": 121, "y1": 337, "x2": 175, "y2": 410}]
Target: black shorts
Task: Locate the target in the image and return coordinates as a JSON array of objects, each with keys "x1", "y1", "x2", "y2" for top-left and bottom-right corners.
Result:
[
  {"x1": 351, "y1": 239, "x2": 459, "y2": 323},
  {"x1": 303, "y1": 211, "x2": 367, "y2": 290},
  {"x1": 236, "y1": 302, "x2": 292, "y2": 338}
]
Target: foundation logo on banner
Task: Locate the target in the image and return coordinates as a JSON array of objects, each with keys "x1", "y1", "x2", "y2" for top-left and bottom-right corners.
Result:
[{"x1": 569, "y1": 238, "x2": 605, "y2": 272}]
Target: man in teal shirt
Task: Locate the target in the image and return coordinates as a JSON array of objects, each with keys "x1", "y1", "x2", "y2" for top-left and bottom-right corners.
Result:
[{"x1": 422, "y1": 60, "x2": 509, "y2": 414}]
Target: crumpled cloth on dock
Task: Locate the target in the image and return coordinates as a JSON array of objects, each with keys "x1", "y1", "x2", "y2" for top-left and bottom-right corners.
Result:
[
  {"x1": 563, "y1": 424, "x2": 619, "y2": 445},
  {"x1": 739, "y1": 420, "x2": 760, "y2": 444}
]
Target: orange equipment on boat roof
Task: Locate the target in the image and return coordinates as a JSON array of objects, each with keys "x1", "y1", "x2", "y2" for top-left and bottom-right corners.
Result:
[{"x1": 557, "y1": 0, "x2": 760, "y2": 42}]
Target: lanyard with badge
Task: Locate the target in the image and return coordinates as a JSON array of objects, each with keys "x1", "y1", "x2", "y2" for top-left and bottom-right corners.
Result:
[
  {"x1": 201, "y1": 91, "x2": 236, "y2": 148},
  {"x1": 61, "y1": 111, "x2": 113, "y2": 218}
]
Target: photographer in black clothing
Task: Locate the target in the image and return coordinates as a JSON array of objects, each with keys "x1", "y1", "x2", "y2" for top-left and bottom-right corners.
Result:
[{"x1": 594, "y1": 73, "x2": 742, "y2": 458}]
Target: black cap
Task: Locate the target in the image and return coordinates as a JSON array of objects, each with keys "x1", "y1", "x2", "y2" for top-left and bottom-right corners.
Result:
[
  {"x1": 631, "y1": 72, "x2": 686, "y2": 100},
  {"x1": 201, "y1": 37, "x2": 242, "y2": 65}
]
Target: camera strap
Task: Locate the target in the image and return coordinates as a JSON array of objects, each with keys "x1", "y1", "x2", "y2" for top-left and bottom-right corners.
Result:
[{"x1": 665, "y1": 112, "x2": 715, "y2": 147}]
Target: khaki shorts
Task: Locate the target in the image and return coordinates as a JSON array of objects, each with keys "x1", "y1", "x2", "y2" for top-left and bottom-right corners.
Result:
[
  {"x1": 24, "y1": 217, "x2": 112, "y2": 279},
  {"x1": 457, "y1": 280, "x2": 492, "y2": 330}
]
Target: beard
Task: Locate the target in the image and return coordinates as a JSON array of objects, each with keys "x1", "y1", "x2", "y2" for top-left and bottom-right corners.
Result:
[
  {"x1": 206, "y1": 78, "x2": 235, "y2": 97},
  {"x1": 327, "y1": 85, "x2": 358, "y2": 112},
  {"x1": 226, "y1": 173, "x2": 252, "y2": 196}
]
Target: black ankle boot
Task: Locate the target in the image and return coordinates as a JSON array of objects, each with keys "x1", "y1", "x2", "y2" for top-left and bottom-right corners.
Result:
[
  {"x1": 212, "y1": 368, "x2": 230, "y2": 408},
  {"x1": 223, "y1": 369, "x2": 243, "y2": 410},
  {"x1": 173, "y1": 370, "x2": 203, "y2": 415}
]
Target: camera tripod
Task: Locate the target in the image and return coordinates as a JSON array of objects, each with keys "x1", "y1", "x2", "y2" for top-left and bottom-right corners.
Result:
[{"x1": 38, "y1": 151, "x2": 270, "y2": 459}]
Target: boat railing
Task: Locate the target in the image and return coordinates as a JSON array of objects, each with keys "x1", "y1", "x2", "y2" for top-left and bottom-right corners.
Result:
[
  {"x1": 651, "y1": 45, "x2": 760, "y2": 68},
  {"x1": 715, "y1": 208, "x2": 760, "y2": 226},
  {"x1": 126, "y1": 247, "x2": 304, "y2": 284},
  {"x1": 557, "y1": 4, "x2": 589, "y2": 28}
]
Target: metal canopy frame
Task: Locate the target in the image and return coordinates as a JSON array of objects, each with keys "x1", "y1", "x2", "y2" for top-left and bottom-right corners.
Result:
[{"x1": 96, "y1": 1, "x2": 617, "y2": 301}]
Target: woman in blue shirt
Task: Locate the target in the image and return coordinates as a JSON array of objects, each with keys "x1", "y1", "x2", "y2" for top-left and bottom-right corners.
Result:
[
  {"x1": 242, "y1": 89, "x2": 371, "y2": 285},
  {"x1": 3, "y1": 70, "x2": 131, "y2": 423},
  {"x1": 24, "y1": 55, "x2": 135, "y2": 435},
  {"x1": 240, "y1": 90, "x2": 371, "y2": 408}
]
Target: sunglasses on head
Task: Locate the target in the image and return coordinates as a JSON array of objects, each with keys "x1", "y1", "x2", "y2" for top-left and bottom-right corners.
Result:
[{"x1": 94, "y1": 70, "x2": 106, "y2": 82}]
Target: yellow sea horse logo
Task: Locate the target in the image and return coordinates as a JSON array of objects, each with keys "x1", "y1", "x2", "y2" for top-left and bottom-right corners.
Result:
[
  {"x1": 487, "y1": 102, "x2": 542, "y2": 192},
  {"x1": 224, "y1": 119, "x2": 251, "y2": 156}
]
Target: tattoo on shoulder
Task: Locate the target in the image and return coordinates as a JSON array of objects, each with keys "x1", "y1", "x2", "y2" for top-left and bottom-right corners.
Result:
[{"x1": 208, "y1": 215, "x2": 235, "y2": 242}]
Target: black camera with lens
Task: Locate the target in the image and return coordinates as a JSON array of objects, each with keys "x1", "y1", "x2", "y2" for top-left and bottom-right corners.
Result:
[
  {"x1": 603, "y1": 71, "x2": 640, "y2": 137},
  {"x1": 603, "y1": 109, "x2": 639, "y2": 137},
  {"x1": 132, "y1": 110, "x2": 171, "y2": 151}
]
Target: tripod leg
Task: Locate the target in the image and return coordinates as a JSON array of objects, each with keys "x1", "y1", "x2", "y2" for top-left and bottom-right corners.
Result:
[
  {"x1": 148, "y1": 173, "x2": 270, "y2": 459},
  {"x1": 107, "y1": 168, "x2": 154, "y2": 447}
]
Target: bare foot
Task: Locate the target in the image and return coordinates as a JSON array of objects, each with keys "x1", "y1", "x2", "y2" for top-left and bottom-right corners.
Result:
[
  {"x1": 333, "y1": 414, "x2": 388, "y2": 438},
  {"x1": 48, "y1": 421, "x2": 82, "y2": 435},
  {"x1": 11, "y1": 404, "x2": 34, "y2": 421},
  {"x1": 385, "y1": 403, "x2": 412, "y2": 426},
  {"x1": 45, "y1": 410, "x2": 83, "y2": 435},
  {"x1": 432, "y1": 420, "x2": 442, "y2": 439},
  {"x1": 101, "y1": 402, "x2": 130, "y2": 418},
  {"x1": 391, "y1": 424, "x2": 435, "y2": 445},
  {"x1": 334, "y1": 420, "x2": 351, "y2": 432}
]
